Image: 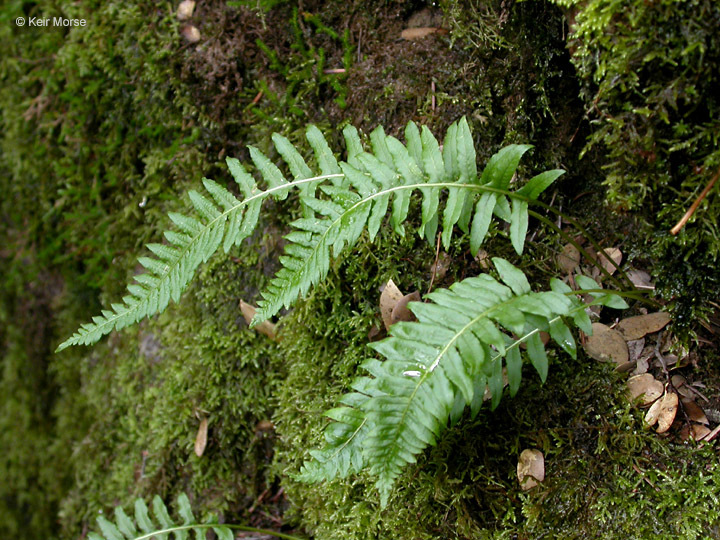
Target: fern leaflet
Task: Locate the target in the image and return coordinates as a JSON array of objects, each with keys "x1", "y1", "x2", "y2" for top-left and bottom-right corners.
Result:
[{"x1": 298, "y1": 259, "x2": 628, "y2": 506}]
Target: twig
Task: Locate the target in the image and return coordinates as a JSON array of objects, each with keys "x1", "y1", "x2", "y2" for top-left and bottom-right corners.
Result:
[
  {"x1": 670, "y1": 167, "x2": 719, "y2": 235},
  {"x1": 427, "y1": 232, "x2": 442, "y2": 295},
  {"x1": 700, "y1": 423, "x2": 720, "y2": 444},
  {"x1": 431, "y1": 81, "x2": 436, "y2": 113}
]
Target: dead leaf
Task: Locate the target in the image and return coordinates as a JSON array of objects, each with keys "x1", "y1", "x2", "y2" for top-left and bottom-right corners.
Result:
[
  {"x1": 401, "y1": 27, "x2": 444, "y2": 40},
  {"x1": 391, "y1": 291, "x2": 421, "y2": 326},
  {"x1": 597, "y1": 247, "x2": 622, "y2": 276},
  {"x1": 517, "y1": 449, "x2": 545, "y2": 490},
  {"x1": 627, "y1": 269, "x2": 654, "y2": 290},
  {"x1": 557, "y1": 243, "x2": 581, "y2": 274},
  {"x1": 194, "y1": 417, "x2": 208, "y2": 457},
  {"x1": 584, "y1": 323, "x2": 629, "y2": 365},
  {"x1": 626, "y1": 338, "x2": 645, "y2": 362},
  {"x1": 380, "y1": 279, "x2": 404, "y2": 331},
  {"x1": 180, "y1": 24, "x2": 201, "y2": 43},
  {"x1": 240, "y1": 300, "x2": 277, "y2": 340},
  {"x1": 616, "y1": 312, "x2": 671, "y2": 341},
  {"x1": 655, "y1": 392, "x2": 678, "y2": 433},
  {"x1": 627, "y1": 373, "x2": 664, "y2": 405},
  {"x1": 681, "y1": 398, "x2": 709, "y2": 425},
  {"x1": 176, "y1": 0, "x2": 195, "y2": 20},
  {"x1": 680, "y1": 423, "x2": 713, "y2": 441},
  {"x1": 644, "y1": 395, "x2": 664, "y2": 428}
]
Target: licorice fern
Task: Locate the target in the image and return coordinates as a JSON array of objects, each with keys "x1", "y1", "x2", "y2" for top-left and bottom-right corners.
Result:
[
  {"x1": 58, "y1": 117, "x2": 562, "y2": 351},
  {"x1": 89, "y1": 493, "x2": 303, "y2": 540},
  {"x1": 297, "y1": 258, "x2": 628, "y2": 506}
]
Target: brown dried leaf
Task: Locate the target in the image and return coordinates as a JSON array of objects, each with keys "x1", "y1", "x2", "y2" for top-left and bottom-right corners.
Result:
[
  {"x1": 627, "y1": 269, "x2": 654, "y2": 290},
  {"x1": 597, "y1": 247, "x2": 622, "y2": 276},
  {"x1": 239, "y1": 300, "x2": 277, "y2": 340},
  {"x1": 401, "y1": 27, "x2": 443, "y2": 40},
  {"x1": 644, "y1": 395, "x2": 664, "y2": 428},
  {"x1": 681, "y1": 398, "x2": 709, "y2": 425},
  {"x1": 627, "y1": 373, "x2": 664, "y2": 406},
  {"x1": 655, "y1": 392, "x2": 678, "y2": 433},
  {"x1": 391, "y1": 291, "x2": 421, "y2": 326},
  {"x1": 194, "y1": 417, "x2": 208, "y2": 457},
  {"x1": 517, "y1": 449, "x2": 545, "y2": 490},
  {"x1": 180, "y1": 24, "x2": 201, "y2": 43},
  {"x1": 584, "y1": 323, "x2": 629, "y2": 365},
  {"x1": 380, "y1": 279, "x2": 404, "y2": 331},
  {"x1": 627, "y1": 338, "x2": 645, "y2": 362},
  {"x1": 557, "y1": 243, "x2": 581, "y2": 274},
  {"x1": 679, "y1": 423, "x2": 712, "y2": 441},
  {"x1": 616, "y1": 312, "x2": 671, "y2": 341},
  {"x1": 176, "y1": 0, "x2": 195, "y2": 20}
]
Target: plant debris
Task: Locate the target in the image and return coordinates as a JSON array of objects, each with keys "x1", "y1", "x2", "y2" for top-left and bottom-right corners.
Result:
[
  {"x1": 194, "y1": 416, "x2": 208, "y2": 457},
  {"x1": 616, "y1": 312, "x2": 671, "y2": 341},
  {"x1": 517, "y1": 449, "x2": 545, "y2": 490},
  {"x1": 240, "y1": 300, "x2": 278, "y2": 340}
]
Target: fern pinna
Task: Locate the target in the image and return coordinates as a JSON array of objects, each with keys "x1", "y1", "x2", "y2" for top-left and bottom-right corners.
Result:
[
  {"x1": 297, "y1": 259, "x2": 626, "y2": 506},
  {"x1": 57, "y1": 117, "x2": 562, "y2": 350}
]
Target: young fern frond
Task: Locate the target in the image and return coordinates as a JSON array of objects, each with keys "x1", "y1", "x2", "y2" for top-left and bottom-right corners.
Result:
[
  {"x1": 298, "y1": 259, "x2": 628, "y2": 506},
  {"x1": 59, "y1": 117, "x2": 562, "y2": 350},
  {"x1": 89, "y1": 493, "x2": 303, "y2": 540}
]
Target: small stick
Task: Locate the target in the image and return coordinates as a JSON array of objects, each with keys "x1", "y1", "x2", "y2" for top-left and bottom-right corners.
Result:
[
  {"x1": 323, "y1": 68, "x2": 346, "y2": 74},
  {"x1": 251, "y1": 91, "x2": 264, "y2": 105},
  {"x1": 431, "y1": 81, "x2": 436, "y2": 113},
  {"x1": 670, "y1": 167, "x2": 719, "y2": 235},
  {"x1": 427, "y1": 232, "x2": 442, "y2": 295}
]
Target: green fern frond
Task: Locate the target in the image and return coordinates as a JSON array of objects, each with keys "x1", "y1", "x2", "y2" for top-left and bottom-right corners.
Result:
[
  {"x1": 57, "y1": 129, "x2": 343, "y2": 351},
  {"x1": 59, "y1": 117, "x2": 562, "y2": 350},
  {"x1": 89, "y1": 493, "x2": 304, "y2": 540},
  {"x1": 299, "y1": 259, "x2": 628, "y2": 506},
  {"x1": 254, "y1": 118, "x2": 563, "y2": 322}
]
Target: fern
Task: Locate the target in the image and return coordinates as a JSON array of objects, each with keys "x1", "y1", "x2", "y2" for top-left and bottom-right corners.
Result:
[
  {"x1": 297, "y1": 258, "x2": 628, "y2": 506},
  {"x1": 89, "y1": 493, "x2": 303, "y2": 540},
  {"x1": 58, "y1": 117, "x2": 562, "y2": 350}
]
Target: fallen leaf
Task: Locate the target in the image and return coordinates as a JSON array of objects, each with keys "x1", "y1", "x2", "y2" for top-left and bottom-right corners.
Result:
[
  {"x1": 681, "y1": 424, "x2": 712, "y2": 441},
  {"x1": 194, "y1": 417, "x2": 208, "y2": 457},
  {"x1": 584, "y1": 323, "x2": 629, "y2": 365},
  {"x1": 557, "y1": 243, "x2": 581, "y2": 274},
  {"x1": 176, "y1": 0, "x2": 195, "y2": 20},
  {"x1": 627, "y1": 269, "x2": 654, "y2": 290},
  {"x1": 644, "y1": 395, "x2": 664, "y2": 428},
  {"x1": 239, "y1": 300, "x2": 277, "y2": 340},
  {"x1": 627, "y1": 338, "x2": 645, "y2": 362},
  {"x1": 517, "y1": 449, "x2": 545, "y2": 490},
  {"x1": 597, "y1": 247, "x2": 622, "y2": 276},
  {"x1": 391, "y1": 291, "x2": 421, "y2": 326},
  {"x1": 401, "y1": 27, "x2": 443, "y2": 40},
  {"x1": 380, "y1": 279, "x2": 404, "y2": 331},
  {"x1": 180, "y1": 24, "x2": 201, "y2": 43},
  {"x1": 616, "y1": 312, "x2": 671, "y2": 341},
  {"x1": 681, "y1": 398, "x2": 709, "y2": 425},
  {"x1": 655, "y1": 392, "x2": 678, "y2": 433},
  {"x1": 627, "y1": 373, "x2": 664, "y2": 406}
]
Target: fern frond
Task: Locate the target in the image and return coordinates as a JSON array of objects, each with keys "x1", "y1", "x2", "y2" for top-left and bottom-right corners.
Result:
[
  {"x1": 254, "y1": 118, "x2": 563, "y2": 322},
  {"x1": 89, "y1": 494, "x2": 232, "y2": 540},
  {"x1": 300, "y1": 260, "x2": 627, "y2": 506},
  {"x1": 89, "y1": 493, "x2": 304, "y2": 540},
  {"x1": 57, "y1": 129, "x2": 343, "y2": 351},
  {"x1": 60, "y1": 117, "x2": 561, "y2": 349}
]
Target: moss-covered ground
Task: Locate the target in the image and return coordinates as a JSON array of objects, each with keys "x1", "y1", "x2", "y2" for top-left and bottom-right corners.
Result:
[{"x1": 1, "y1": 0, "x2": 719, "y2": 538}]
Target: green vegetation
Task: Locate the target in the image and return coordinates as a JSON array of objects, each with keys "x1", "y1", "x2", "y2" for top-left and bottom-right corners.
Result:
[{"x1": 2, "y1": 0, "x2": 719, "y2": 539}]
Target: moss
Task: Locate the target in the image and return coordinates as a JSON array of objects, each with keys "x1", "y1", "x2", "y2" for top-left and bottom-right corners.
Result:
[
  {"x1": 552, "y1": 0, "x2": 720, "y2": 332},
  {"x1": 2, "y1": 0, "x2": 719, "y2": 538}
]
